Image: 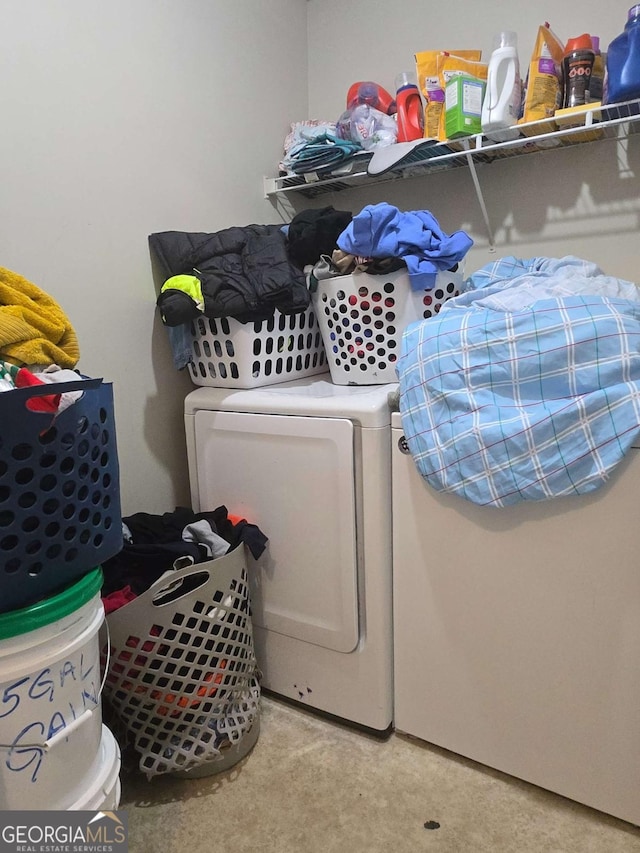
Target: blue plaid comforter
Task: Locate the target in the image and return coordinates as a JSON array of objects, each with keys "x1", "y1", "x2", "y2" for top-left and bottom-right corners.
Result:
[{"x1": 398, "y1": 256, "x2": 640, "y2": 506}]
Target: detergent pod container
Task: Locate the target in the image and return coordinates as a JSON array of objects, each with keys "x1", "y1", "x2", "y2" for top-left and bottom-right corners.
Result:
[
  {"x1": 562, "y1": 33, "x2": 595, "y2": 108},
  {"x1": 346, "y1": 81, "x2": 397, "y2": 115},
  {"x1": 394, "y1": 72, "x2": 424, "y2": 142},
  {"x1": 481, "y1": 30, "x2": 522, "y2": 141},
  {"x1": 604, "y1": 5, "x2": 640, "y2": 105}
]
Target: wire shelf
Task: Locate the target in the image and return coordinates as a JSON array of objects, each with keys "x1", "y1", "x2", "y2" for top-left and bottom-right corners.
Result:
[{"x1": 264, "y1": 99, "x2": 640, "y2": 199}]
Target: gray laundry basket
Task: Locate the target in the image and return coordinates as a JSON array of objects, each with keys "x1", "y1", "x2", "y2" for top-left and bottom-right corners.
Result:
[{"x1": 103, "y1": 544, "x2": 260, "y2": 779}]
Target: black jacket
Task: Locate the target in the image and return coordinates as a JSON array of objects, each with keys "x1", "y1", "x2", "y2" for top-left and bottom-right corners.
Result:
[{"x1": 149, "y1": 225, "x2": 310, "y2": 325}]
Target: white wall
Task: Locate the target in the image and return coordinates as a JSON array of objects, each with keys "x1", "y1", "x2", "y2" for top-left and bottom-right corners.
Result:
[
  {"x1": 2, "y1": 1, "x2": 638, "y2": 517},
  {"x1": 306, "y1": 1, "x2": 640, "y2": 285},
  {"x1": 0, "y1": 0, "x2": 308, "y2": 515}
]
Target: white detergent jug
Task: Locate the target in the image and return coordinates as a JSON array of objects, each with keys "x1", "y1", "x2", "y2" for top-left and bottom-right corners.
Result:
[{"x1": 481, "y1": 31, "x2": 521, "y2": 141}]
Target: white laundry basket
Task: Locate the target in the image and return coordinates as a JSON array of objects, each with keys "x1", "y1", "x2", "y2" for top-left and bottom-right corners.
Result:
[
  {"x1": 313, "y1": 267, "x2": 464, "y2": 384},
  {"x1": 188, "y1": 305, "x2": 328, "y2": 388},
  {"x1": 103, "y1": 545, "x2": 260, "y2": 779}
]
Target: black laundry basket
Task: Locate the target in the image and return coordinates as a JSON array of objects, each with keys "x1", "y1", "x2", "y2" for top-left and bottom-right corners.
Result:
[{"x1": 0, "y1": 377, "x2": 122, "y2": 613}]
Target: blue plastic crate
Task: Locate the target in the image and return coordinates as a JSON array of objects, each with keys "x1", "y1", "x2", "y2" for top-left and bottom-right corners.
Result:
[{"x1": 0, "y1": 377, "x2": 122, "y2": 613}]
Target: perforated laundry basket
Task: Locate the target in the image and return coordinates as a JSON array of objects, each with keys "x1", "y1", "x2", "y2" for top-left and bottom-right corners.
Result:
[
  {"x1": 313, "y1": 268, "x2": 464, "y2": 384},
  {"x1": 103, "y1": 545, "x2": 260, "y2": 779},
  {"x1": 0, "y1": 378, "x2": 122, "y2": 613},
  {"x1": 188, "y1": 305, "x2": 328, "y2": 388}
]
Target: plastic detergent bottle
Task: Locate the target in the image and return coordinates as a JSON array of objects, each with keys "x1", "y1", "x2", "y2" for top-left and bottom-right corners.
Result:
[
  {"x1": 604, "y1": 5, "x2": 640, "y2": 105},
  {"x1": 394, "y1": 72, "x2": 424, "y2": 142},
  {"x1": 346, "y1": 81, "x2": 397, "y2": 115},
  {"x1": 562, "y1": 34, "x2": 595, "y2": 108},
  {"x1": 589, "y1": 36, "x2": 605, "y2": 102},
  {"x1": 481, "y1": 31, "x2": 522, "y2": 141}
]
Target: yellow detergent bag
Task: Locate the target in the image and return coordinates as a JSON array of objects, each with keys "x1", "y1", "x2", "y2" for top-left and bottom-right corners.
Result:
[
  {"x1": 415, "y1": 49, "x2": 482, "y2": 141},
  {"x1": 520, "y1": 23, "x2": 564, "y2": 123}
]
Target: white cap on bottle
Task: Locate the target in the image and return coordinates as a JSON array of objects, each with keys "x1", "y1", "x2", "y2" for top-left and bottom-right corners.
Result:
[{"x1": 494, "y1": 30, "x2": 518, "y2": 49}]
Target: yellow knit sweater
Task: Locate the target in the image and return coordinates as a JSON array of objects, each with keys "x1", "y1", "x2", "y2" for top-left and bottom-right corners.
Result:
[{"x1": 0, "y1": 267, "x2": 80, "y2": 368}]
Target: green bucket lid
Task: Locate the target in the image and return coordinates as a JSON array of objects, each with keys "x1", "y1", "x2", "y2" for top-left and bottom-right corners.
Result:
[{"x1": 0, "y1": 567, "x2": 104, "y2": 641}]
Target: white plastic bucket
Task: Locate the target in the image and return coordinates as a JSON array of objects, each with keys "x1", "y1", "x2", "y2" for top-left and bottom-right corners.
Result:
[
  {"x1": 70, "y1": 725, "x2": 121, "y2": 811},
  {"x1": 0, "y1": 568, "x2": 110, "y2": 810}
]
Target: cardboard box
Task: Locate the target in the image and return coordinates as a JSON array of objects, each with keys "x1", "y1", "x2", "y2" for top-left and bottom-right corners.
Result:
[{"x1": 445, "y1": 74, "x2": 485, "y2": 138}]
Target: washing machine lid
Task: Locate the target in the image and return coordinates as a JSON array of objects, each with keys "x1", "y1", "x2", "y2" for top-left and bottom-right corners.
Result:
[{"x1": 185, "y1": 376, "x2": 398, "y2": 428}]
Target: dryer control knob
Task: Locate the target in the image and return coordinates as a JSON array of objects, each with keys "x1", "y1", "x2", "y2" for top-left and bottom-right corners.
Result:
[{"x1": 398, "y1": 435, "x2": 410, "y2": 454}]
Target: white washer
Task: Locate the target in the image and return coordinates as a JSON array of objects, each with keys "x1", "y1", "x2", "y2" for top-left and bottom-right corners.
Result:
[
  {"x1": 392, "y1": 410, "x2": 640, "y2": 825},
  {"x1": 184, "y1": 376, "x2": 397, "y2": 732}
]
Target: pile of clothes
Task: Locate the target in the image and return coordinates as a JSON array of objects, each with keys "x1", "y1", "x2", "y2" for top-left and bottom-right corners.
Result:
[
  {"x1": 0, "y1": 265, "x2": 79, "y2": 369},
  {"x1": 398, "y1": 255, "x2": 640, "y2": 507},
  {"x1": 150, "y1": 203, "x2": 473, "y2": 370},
  {"x1": 101, "y1": 505, "x2": 266, "y2": 778},
  {"x1": 279, "y1": 120, "x2": 364, "y2": 175},
  {"x1": 101, "y1": 505, "x2": 268, "y2": 614},
  {"x1": 0, "y1": 265, "x2": 86, "y2": 415}
]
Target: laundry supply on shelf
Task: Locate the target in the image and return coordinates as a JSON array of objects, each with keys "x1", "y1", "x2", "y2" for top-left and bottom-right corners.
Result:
[
  {"x1": 519, "y1": 23, "x2": 564, "y2": 124},
  {"x1": 438, "y1": 53, "x2": 486, "y2": 140},
  {"x1": 589, "y1": 35, "x2": 605, "y2": 102},
  {"x1": 441, "y1": 54, "x2": 488, "y2": 139},
  {"x1": 604, "y1": 4, "x2": 640, "y2": 105},
  {"x1": 346, "y1": 81, "x2": 397, "y2": 115},
  {"x1": 415, "y1": 49, "x2": 482, "y2": 142},
  {"x1": 394, "y1": 72, "x2": 424, "y2": 142},
  {"x1": 562, "y1": 34, "x2": 595, "y2": 108},
  {"x1": 481, "y1": 31, "x2": 522, "y2": 141}
]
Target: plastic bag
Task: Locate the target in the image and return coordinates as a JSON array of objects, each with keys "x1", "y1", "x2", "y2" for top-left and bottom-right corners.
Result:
[{"x1": 336, "y1": 104, "x2": 397, "y2": 150}]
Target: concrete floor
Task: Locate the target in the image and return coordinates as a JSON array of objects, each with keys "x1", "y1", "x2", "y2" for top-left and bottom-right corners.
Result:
[{"x1": 119, "y1": 696, "x2": 640, "y2": 853}]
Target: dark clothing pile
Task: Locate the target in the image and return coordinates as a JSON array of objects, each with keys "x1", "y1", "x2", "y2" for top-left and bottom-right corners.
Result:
[
  {"x1": 286, "y1": 206, "x2": 353, "y2": 269},
  {"x1": 150, "y1": 225, "x2": 311, "y2": 326},
  {"x1": 101, "y1": 505, "x2": 268, "y2": 613}
]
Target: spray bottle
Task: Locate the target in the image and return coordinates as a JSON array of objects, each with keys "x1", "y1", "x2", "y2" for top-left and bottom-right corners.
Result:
[{"x1": 481, "y1": 31, "x2": 522, "y2": 141}]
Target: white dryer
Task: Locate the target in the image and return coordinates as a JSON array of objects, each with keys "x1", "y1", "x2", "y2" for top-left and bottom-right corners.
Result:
[
  {"x1": 391, "y1": 410, "x2": 640, "y2": 825},
  {"x1": 184, "y1": 377, "x2": 397, "y2": 732}
]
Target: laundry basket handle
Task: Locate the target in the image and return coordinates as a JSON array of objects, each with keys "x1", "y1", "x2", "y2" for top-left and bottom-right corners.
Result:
[
  {"x1": 11, "y1": 376, "x2": 103, "y2": 402},
  {"x1": 149, "y1": 565, "x2": 215, "y2": 607}
]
